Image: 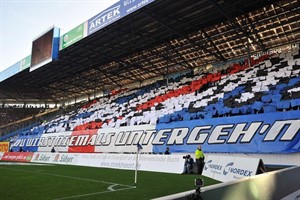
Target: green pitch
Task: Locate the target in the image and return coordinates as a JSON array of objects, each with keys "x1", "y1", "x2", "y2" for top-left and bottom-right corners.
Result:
[{"x1": 0, "y1": 163, "x2": 219, "y2": 200}]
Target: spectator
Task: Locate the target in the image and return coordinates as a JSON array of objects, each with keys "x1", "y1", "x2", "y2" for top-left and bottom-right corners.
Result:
[
  {"x1": 51, "y1": 147, "x2": 56, "y2": 153},
  {"x1": 164, "y1": 147, "x2": 170, "y2": 155},
  {"x1": 195, "y1": 146, "x2": 205, "y2": 175}
]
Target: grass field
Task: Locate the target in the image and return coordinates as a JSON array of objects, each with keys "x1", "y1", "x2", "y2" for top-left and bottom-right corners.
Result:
[{"x1": 0, "y1": 163, "x2": 219, "y2": 200}]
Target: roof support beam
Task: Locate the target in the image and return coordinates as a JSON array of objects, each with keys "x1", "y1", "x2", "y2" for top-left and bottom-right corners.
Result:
[
  {"x1": 105, "y1": 28, "x2": 176, "y2": 76},
  {"x1": 209, "y1": 0, "x2": 266, "y2": 51},
  {"x1": 142, "y1": 11, "x2": 227, "y2": 62},
  {"x1": 80, "y1": 43, "x2": 139, "y2": 83}
]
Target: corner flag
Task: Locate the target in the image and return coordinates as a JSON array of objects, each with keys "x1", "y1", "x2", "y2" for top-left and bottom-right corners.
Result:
[{"x1": 135, "y1": 143, "x2": 143, "y2": 186}]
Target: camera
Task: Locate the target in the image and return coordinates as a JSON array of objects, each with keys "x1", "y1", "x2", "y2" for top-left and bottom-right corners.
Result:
[
  {"x1": 195, "y1": 178, "x2": 204, "y2": 187},
  {"x1": 183, "y1": 155, "x2": 190, "y2": 159},
  {"x1": 185, "y1": 178, "x2": 204, "y2": 200}
]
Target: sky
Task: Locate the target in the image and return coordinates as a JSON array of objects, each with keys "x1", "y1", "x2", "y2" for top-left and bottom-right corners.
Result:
[{"x1": 0, "y1": 0, "x2": 119, "y2": 72}]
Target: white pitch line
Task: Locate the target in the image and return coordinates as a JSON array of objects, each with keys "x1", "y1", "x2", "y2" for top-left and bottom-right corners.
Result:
[
  {"x1": 53, "y1": 187, "x2": 135, "y2": 200},
  {"x1": 0, "y1": 166, "x2": 135, "y2": 188}
]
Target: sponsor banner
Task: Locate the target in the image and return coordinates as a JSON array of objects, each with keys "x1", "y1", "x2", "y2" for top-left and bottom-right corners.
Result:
[
  {"x1": 60, "y1": 23, "x2": 85, "y2": 50},
  {"x1": 32, "y1": 152, "x2": 183, "y2": 173},
  {"x1": 0, "y1": 61, "x2": 20, "y2": 82},
  {"x1": 20, "y1": 55, "x2": 31, "y2": 71},
  {"x1": 10, "y1": 111, "x2": 300, "y2": 154},
  {"x1": 138, "y1": 154, "x2": 183, "y2": 173},
  {"x1": 1, "y1": 152, "x2": 33, "y2": 162},
  {"x1": 78, "y1": 153, "x2": 183, "y2": 173},
  {"x1": 0, "y1": 152, "x2": 3, "y2": 160},
  {"x1": 31, "y1": 152, "x2": 79, "y2": 165},
  {"x1": 252, "y1": 43, "x2": 299, "y2": 59},
  {"x1": 88, "y1": 0, "x2": 155, "y2": 35},
  {"x1": 203, "y1": 155, "x2": 260, "y2": 182},
  {"x1": 153, "y1": 110, "x2": 300, "y2": 154},
  {"x1": 0, "y1": 142, "x2": 10, "y2": 152}
]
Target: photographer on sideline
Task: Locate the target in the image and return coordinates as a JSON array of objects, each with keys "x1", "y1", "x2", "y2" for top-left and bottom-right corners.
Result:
[
  {"x1": 182, "y1": 155, "x2": 194, "y2": 174},
  {"x1": 195, "y1": 146, "x2": 205, "y2": 175}
]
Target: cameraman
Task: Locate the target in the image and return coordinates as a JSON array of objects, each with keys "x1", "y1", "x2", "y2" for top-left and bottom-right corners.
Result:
[{"x1": 182, "y1": 155, "x2": 194, "y2": 174}]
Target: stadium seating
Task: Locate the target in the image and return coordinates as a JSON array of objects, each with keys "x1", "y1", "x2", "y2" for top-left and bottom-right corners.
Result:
[{"x1": 6, "y1": 45, "x2": 300, "y2": 138}]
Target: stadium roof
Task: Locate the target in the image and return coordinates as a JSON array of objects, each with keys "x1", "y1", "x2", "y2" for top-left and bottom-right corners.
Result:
[{"x1": 0, "y1": 0, "x2": 299, "y2": 104}]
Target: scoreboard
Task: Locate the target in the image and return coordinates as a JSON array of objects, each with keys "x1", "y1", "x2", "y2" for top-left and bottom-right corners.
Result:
[{"x1": 30, "y1": 26, "x2": 60, "y2": 72}]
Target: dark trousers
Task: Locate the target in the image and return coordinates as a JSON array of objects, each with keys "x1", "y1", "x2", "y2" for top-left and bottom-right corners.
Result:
[{"x1": 196, "y1": 158, "x2": 204, "y2": 175}]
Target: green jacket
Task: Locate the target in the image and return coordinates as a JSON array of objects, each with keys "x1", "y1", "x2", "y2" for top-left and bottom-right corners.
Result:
[{"x1": 195, "y1": 149, "x2": 204, "y2": 159}]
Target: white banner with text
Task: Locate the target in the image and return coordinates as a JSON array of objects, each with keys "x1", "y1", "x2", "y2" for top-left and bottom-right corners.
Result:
[
  {"x1": 202, "y1": 155, "x2": 260, "y2": 182},
  {"x1": 31, "y1": 152, "x2": 184, "y2": 174}
]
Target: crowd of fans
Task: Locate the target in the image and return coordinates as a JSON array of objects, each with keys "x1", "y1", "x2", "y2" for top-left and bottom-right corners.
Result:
[
  {"x1": 0, "y1": 106, "x2": 57, "y2": 137},
  {"x1": 1, "y1": 45, "x2": 300, "y2": 140}
]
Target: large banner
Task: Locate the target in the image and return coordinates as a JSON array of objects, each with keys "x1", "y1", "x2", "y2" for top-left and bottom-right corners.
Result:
[
  {"x1": 0, "y1": 142, "x2": 9, "y2": 152},
  {"x1": 153, "y1": 110, "x2": 300, "y2": 154},
  {"x1": 11, "y1": 125, "x2": 154, "y2": 153},
  {"x1": 88, "y1": 0, "x2": 155, "y2": 35},
  {"x1": 10, "y1": 111, "x2": 300, "y2": 154},
  {"x1": 202, "y1": 155, "x2": 260, "y2": 182}
]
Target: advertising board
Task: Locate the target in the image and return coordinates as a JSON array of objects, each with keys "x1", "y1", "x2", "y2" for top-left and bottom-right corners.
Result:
[
  {"x1": 0, "y1": 142, "x2": 10, "y2": 152},
  {"x1": 202, "y1": 155, "x2": 260, "y2": 182},
  {"x1": 20, "y1": 55, "x2": 31, "y2": 71},
  {"x1": 61, "y1": 23, "x2": 86, "y2": 50},
  {"x1": 1, "y1": 152, "x2": 33, "y2": 162},
  {"x1": 88, "y1": 0, "x2": 155, "y2": 35}
]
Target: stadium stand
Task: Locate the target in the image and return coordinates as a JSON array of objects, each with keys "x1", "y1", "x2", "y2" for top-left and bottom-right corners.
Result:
[
  {"x1": 0, "y1": 106, "x2": 46, "y2": 136},
  {"x1": 6, "y1": 46, "x2": 298, "y2": 139},
  {"x1": 1, "y1": 1, "x2": 300, "y2": 199}
]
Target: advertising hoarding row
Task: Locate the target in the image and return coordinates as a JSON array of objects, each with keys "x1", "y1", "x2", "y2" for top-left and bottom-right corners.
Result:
[
  {"x1": 60, "y1": 0, "x2": 156, "y2": 49},
  {"x1": 0, "y1": 152, "x2": 183, "y2": 174},
  {"x1": 0, "y1": 152, "x2": 261, "y2": 179}
]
